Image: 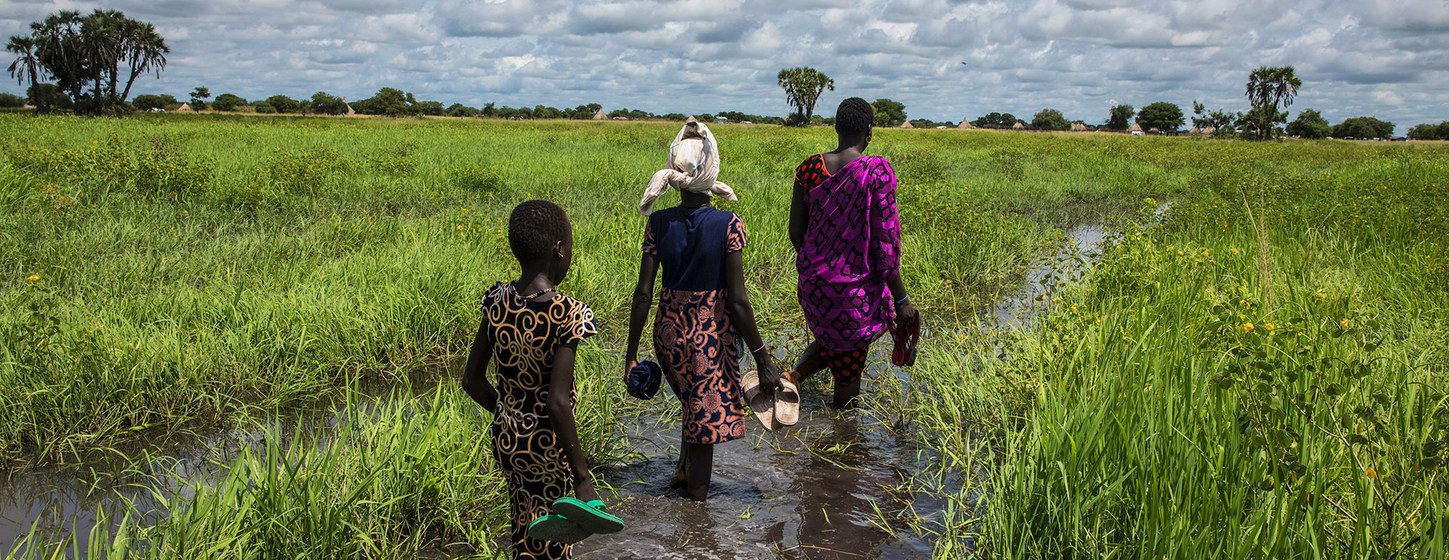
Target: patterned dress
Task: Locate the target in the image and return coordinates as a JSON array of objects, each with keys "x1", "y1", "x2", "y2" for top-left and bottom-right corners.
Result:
[
  {"x1": 643, "y1": 205, "x2": 749, "y2": 444},
  {"x1": 793, "y1": 154, "x2": 902, "y2": 386},
  {"x1": 482, "y1": 281, "x2": 598, "y2": 560}
]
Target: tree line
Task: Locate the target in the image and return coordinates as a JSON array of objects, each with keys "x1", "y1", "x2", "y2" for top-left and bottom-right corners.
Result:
[
  {"x1": 5, "y1": 10, "x2": 1441, "y2": 138},
  {"x1": 6, "y1": 9, "x2": 167, "y2": 115}
]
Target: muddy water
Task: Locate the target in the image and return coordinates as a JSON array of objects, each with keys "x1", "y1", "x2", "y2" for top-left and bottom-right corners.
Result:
[
  {"x1": 0, "y1": 211, "x2": 1140, "y2": 558},
  {"x1": 0, "y1": 373, "x2": 429, "y2": 554},
  {"x1": 575, "y1": 352, "x2": 940, "y2": 560}
]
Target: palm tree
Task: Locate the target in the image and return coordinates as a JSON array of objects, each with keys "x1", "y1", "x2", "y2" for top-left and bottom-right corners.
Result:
[
  {"x1": 6, "y1": 35, "x2": 40, "y2": 88},
  {"x1": 33, "y1": 11, "x2": 86, "y2": 106},
  {"x1": 1245, "y1": 66, "x2": 1302, "y2": 141},
  {"x1": 120, "y1": 22, "x2": 166, "y2": 102},
  {"x1": 777, "y1": 67, "x2": 835, "y2": 125}
]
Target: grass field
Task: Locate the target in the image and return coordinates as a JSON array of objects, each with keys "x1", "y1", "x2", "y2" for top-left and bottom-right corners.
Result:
[{"x1": 2, "y1": 113, "x2": 1447, "y2": 558}]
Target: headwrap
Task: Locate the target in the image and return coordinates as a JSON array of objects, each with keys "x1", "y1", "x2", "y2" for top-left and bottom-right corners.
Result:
[{"x1": 638, "y1": 119, "x2": 737, "y2": 216}]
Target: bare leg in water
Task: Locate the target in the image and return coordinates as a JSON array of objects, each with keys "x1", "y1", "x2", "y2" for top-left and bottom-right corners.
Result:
[
  {"x1": 683, "y1": 443, "x2": 713, "y2": 501},
  {"x1": 789, "y1": 341, "x2": 863, "y2": 409}
]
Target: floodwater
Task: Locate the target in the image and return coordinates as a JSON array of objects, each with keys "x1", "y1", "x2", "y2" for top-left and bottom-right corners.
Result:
[
  {"x1": 0, "y1": 208, "x2": 1144, "y2": 558},
  {"x1": 575, "y1": 349, "x2": 944, "y2": 560}
]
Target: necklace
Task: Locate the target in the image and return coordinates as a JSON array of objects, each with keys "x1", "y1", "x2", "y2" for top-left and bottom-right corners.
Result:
[{"x1": 519, "y1": 286, "x2": 557, "y2": 301}]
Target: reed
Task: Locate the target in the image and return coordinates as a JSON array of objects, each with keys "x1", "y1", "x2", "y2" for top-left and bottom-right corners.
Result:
[{"x1": 4, "y1": 113, "x2": 1448, "y2": 558}]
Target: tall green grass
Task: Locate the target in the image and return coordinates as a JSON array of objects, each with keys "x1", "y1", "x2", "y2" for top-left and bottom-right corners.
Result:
[
  {"x1": 7, "y1": 113, "x2": 1449, "y2": 558},
  {"x1": 886, "y1": 150, "x2": 1449, "y2": 557}
]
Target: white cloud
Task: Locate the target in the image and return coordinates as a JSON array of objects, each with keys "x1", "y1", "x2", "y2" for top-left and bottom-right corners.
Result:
[{"x1": 0, "y1": 0, "x2": 1444, "y2": 132}]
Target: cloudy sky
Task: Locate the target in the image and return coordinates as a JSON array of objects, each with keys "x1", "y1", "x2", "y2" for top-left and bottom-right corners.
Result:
[{"x1": 2, "y1": 0, "x2": 1445, "y2": 132}]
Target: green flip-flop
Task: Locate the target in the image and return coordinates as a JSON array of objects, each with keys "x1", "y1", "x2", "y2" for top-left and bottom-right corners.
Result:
[
  {"x1": 551, "y1": 497, "x2": 624, "y2": 534},
  {"x1": 527, "y1": 514, "x2": 591, "y2": 544}
]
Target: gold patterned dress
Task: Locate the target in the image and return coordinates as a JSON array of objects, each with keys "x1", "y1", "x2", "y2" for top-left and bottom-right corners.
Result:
[{"x1": 482, "y1": 281, "x2": 598, "y2": 560}]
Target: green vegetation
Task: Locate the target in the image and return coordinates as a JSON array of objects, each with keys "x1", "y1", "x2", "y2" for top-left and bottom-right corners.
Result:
[
  {"x1": 2, "y1": 114, "x2": 1447, "y2": 558},
  {"x1": 6, "y1": 10, "x2": 168, "y2": 115}
]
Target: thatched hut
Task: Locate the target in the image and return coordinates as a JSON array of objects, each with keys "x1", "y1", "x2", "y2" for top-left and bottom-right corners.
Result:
[
  {"x1": 1189, "y1": 126, "x2": 1200, "y2": 135},
  {"x1": 592, "y1": 108, "x2": 607, "y2": 120},
  {"x1": 900, "y1": 121, "x2": 914, "y2": 128},
  {"x1": 178, "y1": 102, "x2": 192, "y2": 112},
  {"x1": 1202, "y1": 127, "x2": 1217, "y2": 136},
  {"x1": 957, "y1": 119, "x2": 974, "y2": 129},
  {"x1": 1012, "y1": 121, "x2": 1025, "y2": 130},
  {"x1": 1127, "y1": 122, "x2": 1142, "y2": 132},
  {"x1": 1148, "y1": 127, "x2": 1160, "y2": 134},
  {"x1": 343, "y1": 98, "x2": 356, "y2": 116},
  {"x1": 1070, "y1": 122, "x2": 1087, "y2": 132}
]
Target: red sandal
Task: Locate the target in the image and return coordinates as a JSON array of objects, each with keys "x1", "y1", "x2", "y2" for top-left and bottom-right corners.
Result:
[{"x1": 892, "y1": 308, "x2": 920, "y2": 367}]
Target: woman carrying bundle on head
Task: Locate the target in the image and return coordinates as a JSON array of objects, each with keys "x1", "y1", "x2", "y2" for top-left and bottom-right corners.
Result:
[
  {"x1": 785, "y1": 97, "x2": 919, "y2": 411},
  {"x1": 624, "y1": 119, "x2": 783, "y2": 501}
]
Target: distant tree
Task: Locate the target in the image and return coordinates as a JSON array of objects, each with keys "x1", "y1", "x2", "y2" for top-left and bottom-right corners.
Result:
[
  {"x1": 27, "y1": 83, "x2": 71, "y2": 109},
  {"x1": 1031, "y1": 108, "x2": 1070, "y2": 130},
  {"x1": 253, "y1": 101, "x2": 276, "y2": 114},
  {"x1": 1331, "y1": 116, "x2": 1394, "y2": 140},
  {"x1": 309, "y1": 91, "x2": 347, "y2": 115},
  {"x1": 1407, "y1": 122, "x2": 1449, "y2": 141},
  {"x1": 481, "y1": 102, "x2": 497, "y2": 117},
  {"x1": 777, "y1": 67, "x2": 834, "y2": 125},
  {"x1": 265, "y1": 94, "x2": 300, "y2": 114},
  {"x1": 1106, "y1": 104, "x2": 1134, "y2": 130},
  {"x1": 357, "y1": 87, "x2": 412, "y2": 116},
  {"x1": 0, "y1": 92, "x2": 23, "y2": 107},
  {"x1": 566, "y1": 103, "x2": 601, "y2": 119},
  {"x1": 658, "y1": 112, "x2": 687, "y2": 121},
  {"x1": 211, "y1": 93, "x2": 245, "y2": 111},
  {"x1": 1136, "y1": 102, "x2": 1184, "y2": 132},
  {"x1": 415, "y1": 100, "x2": 444, "y2": 116},
  {"x1": 131, "y1": 93, "x2": 175, "y2": 111},
  {"x1": 189, "y1": 86, "x2": 210, "y2": 111},
  {"x1": 1285, "y1": 109, "x2": 1331, "y2": 139},
  {"x1": 446, "y1": 103, "x2": 478, "y2": 117},
  {"x1": 6, "y1": 36, "x2": 44, "y2": 110},
  {"x1": 533, "y1": 104, "x2": 562, "y2": 119},
  {"x1": 972, "y1": 112, "x2": 1018, "y2": 128},
  {"x1": 1243, "y1": 65, "x2": 1301, "y2": 141},
  {"x1": 871, "y1": 98, "x2": 906, "y2": 128},
  {"x1": 8, "y1": 10, "x2": 168, "y2": 114}
]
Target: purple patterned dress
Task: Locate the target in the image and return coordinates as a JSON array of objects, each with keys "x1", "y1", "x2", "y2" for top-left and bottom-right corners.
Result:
[{"x1": 795, "y1": 154, "x2": 902, "y2": 354}]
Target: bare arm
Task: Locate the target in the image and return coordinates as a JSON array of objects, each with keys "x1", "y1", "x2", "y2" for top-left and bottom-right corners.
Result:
[
  {"x1": 624, "y1": 252, "x2": 660, "y2": 382},
  {"x1": 546, "y1": 341, "x2": 598, "y2": 501},
  {"x1": 460, "y1": 321, "x2": 498, "y2": 414},
  {"x1": 725, "y1": 250, "x2": 782, "y2": 392},
  {"x1": 788, "y1": 183, "x2": 808, "y2": 251},
  {"x1": 886, "y1": 274, "x2": 916, "y2": 324}
]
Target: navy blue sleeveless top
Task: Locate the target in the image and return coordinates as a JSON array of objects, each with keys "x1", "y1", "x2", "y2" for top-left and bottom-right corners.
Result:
[{"x1": 642, "y1": 205, "x2": 748, "y2": 293}]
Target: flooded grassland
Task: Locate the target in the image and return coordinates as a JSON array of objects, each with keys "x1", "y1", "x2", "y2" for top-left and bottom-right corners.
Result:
[{"x1": 2, "y1": 114, "x2": 1448, "y2": 558}]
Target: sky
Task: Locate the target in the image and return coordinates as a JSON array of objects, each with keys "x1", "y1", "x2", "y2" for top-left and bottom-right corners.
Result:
[{"x1": 2, "y1": 0, "x2": 1446, "y2": 133}]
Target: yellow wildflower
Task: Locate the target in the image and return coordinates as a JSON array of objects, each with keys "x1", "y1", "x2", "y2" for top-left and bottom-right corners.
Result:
[
  {"x1": 1340, "y1": 319, "x2": 1349, "y2": 329},
  {"x1": 1365, "y1": 467, "x2": 1377, "y2": 479},
  {"x1": 1230, "y1": 248, "x2": 1239, "y2": 254},
  {"x1": 1243, "y1": 322, "x2": 1254, "y2": 332},
  {"x1": 27, "y1": 275, "x2": 40, "y2": 282},
  {"x1": 1263, "y1": 323, "x2": 1275, "y2": 332}
]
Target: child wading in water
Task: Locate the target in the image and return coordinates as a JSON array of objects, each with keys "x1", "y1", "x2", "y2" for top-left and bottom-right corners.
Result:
[
  {"x1": 787, "y1": 97, "x2": 918, "y2": 409},
  {"x1": 626, "y1": 121, "x2": 783, "y2": 501},
  {"x1": 461, "y1": 200, "x2": 621, "y2": 559}
]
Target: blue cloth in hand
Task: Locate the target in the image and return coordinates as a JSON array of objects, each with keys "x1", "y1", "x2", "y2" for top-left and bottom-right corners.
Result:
[{"x1": 628, "y1": 360, "x2": 662, "y2": 400}]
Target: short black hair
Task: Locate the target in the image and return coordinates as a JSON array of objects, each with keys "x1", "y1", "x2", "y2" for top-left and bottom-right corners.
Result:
[
  {"x1": 508, "y1": 199, "x2": 570, "y2": 262},
  {"x1": 835, "y1": 97, "x2": 874, "y2": 136}
]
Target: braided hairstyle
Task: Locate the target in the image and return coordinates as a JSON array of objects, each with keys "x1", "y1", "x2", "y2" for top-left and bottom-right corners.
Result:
[
  {"x1": 834, "y1": 97, "x2": 875, "y2": 136},
  {"x1": 508, "y1": 199, "x2": 571, "y2": 262}
]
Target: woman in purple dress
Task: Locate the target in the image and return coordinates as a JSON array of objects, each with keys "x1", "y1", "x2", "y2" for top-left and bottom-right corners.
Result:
[{"x1": 785, "y1": 97, "x2": 917, "y2": 410}]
